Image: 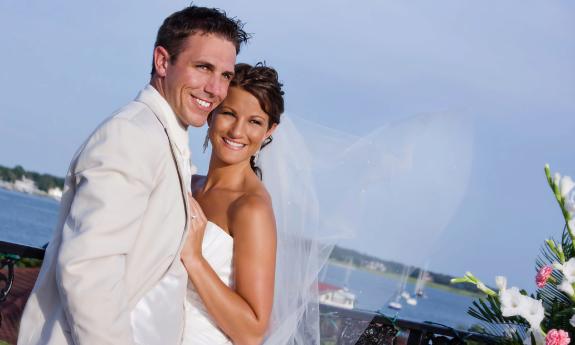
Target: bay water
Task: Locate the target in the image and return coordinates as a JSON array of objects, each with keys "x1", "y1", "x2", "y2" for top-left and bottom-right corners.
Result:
[{"x1": 0, "y1": 187, "x2": 481, "y2": 330}]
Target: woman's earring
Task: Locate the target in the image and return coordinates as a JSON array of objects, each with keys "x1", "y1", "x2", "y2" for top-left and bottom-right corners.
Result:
[
  {"x1": 202, "y1": 131, "x2": 210, "y2": 153},
  {"x1": 253, "y1": 150, "x2": 260, "y2": 165}
]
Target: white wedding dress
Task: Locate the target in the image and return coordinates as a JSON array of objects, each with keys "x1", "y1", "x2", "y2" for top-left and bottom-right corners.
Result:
[{"x1": 181, "y1": 220, "x2": 234, "y2": 345}]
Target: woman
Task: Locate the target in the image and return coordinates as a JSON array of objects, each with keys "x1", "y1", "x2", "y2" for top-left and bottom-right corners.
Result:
[{"x1": 180, "y1": 63, "x2": 283, "y2": 345}]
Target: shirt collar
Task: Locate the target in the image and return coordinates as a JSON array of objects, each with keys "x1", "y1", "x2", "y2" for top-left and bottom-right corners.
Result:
[{"x1": 138, "y1": 84, "x2": 190, "y2": 158}]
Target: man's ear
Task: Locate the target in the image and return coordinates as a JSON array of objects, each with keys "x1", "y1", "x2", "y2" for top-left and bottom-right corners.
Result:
[{"x1": 153, "y1": 46, "x2": 170, "y2": 77}]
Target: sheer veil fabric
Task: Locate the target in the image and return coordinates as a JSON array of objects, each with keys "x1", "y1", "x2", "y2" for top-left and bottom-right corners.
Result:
[{"x1": 257, "y1": 113, "x2": 473, "y2": 344}]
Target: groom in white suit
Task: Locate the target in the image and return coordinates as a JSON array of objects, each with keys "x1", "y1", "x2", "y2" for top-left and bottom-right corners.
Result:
[{"x1": 18, "y1": 6, "x2": 248, "y2": 345}]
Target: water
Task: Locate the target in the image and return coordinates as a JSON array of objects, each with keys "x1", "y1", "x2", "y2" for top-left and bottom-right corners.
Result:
[
  {"x1": 321, "y1": 263, "x2": 481, "y2": 330},
  {"x1": 0, "y1": 188, "x2": 481, "y2": 331},
  {"x1": 0, "y1": 188, "x2": 58, "y2": 247}
]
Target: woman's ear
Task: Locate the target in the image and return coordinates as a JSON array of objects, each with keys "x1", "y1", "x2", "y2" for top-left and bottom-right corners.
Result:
[{"x1": 265, "y1": 123, "x2": 278, "y2": 139}]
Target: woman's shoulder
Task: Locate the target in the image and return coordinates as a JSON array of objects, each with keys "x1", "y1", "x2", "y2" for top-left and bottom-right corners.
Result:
[
  {"x1": 231, "y1": 189, "x2": 273, "y2": 217},
  {"x1": 228, "y1": 185, "x2": 276, "y2": 236}
]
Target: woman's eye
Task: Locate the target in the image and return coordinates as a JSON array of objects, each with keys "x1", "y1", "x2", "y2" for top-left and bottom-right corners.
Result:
[{"x1": 250, "y1": 120, "x2": 263, "y2": 126}]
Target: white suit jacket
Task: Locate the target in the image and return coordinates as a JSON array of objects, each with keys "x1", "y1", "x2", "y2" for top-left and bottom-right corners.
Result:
[{"x1": 18, "y1": 86, "x2": 190, "y2": 345}]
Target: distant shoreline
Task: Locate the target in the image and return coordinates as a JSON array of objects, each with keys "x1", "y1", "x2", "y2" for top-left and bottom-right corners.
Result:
[
  {"x1": 0, "y1": 181, "x2": 61, "y2": 202},
  {"x1": 327, "y1": 260, "x2": 483, "y2": 298}
]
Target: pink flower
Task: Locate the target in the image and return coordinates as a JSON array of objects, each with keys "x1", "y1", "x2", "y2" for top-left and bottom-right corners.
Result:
[
  {"x1": 546, "y1": 329, "x2": 570, "y2": 345},
  {"x1": 537, "y1": 266, "x2": 553, "y2": 288}
]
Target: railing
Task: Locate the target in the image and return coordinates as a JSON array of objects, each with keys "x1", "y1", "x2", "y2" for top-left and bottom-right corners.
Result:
[
  {"x1": 0, "y1": 241, "x2": 497, "y2": 345},
  {"x1": 319, "y1": 304, "x2": 497, "y2": 345},
  {"x1": 0, "y1": 241, "x2": 44, "y2": 306}
]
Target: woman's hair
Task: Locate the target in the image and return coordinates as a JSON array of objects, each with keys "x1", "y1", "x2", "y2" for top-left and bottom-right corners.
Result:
[{"x1": 230, "y1": 63, "x2": 285, "y2": 179}]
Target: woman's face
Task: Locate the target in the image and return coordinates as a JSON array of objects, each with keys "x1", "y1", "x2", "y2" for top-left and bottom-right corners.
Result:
[{"x1": 209, "y1": 86, "x2": 277, "y2": 166}]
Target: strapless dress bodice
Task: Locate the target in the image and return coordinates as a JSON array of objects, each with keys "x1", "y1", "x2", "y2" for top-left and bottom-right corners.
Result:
[{"x1": 182, "y1": 221, "x2": 234, "y2": 345}]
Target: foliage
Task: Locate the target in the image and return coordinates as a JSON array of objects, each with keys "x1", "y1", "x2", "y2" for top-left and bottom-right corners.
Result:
[
  {"x1": 452, "y1": 165, "x2": 575, "y2": 344},
  {"x1": 0, "y1": 164, "x2": 63, "y2": 192}
]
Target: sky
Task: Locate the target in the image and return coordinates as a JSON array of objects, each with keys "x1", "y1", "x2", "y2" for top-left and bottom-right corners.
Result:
[{"x1": 0, "y1": 0, "x2": 574, "y2": 290}]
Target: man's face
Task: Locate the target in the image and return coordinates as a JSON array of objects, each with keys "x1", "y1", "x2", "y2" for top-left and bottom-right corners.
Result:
[{"x1": 155, "y1": 33, "x2": 237, "y2": 127}]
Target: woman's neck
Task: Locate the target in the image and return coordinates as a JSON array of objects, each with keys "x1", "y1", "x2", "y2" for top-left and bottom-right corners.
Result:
[{"x1": 202, "y1": 156, "x2": 254, "y2": 193}]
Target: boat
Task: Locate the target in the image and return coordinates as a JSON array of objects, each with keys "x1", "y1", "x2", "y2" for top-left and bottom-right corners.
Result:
[
  {"x1": 318, "y1": 262, "x2": 356, "y2": 310},
  {"x1": 387, "y1": 266, "x2": 411, "y2": 310},
  {"x1": 414, "y1": 263, "x2": 429, "y2": 298},
  {"x1": 319, "y1": 282, "x2": 356, "y2": 309}
]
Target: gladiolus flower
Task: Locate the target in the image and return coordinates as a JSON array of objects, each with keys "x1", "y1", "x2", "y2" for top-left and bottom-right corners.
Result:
[
  {"x1": 558, "y1": 279, "x2": 574, "y2": 297},
  {"x1": 560, "y1": 176, "x2": 575, "y2": 215},
  {"x1": 545, "y1": 329, "x2": 570, "y2": 345},
  {"x1": 500, "y1": 287, "x2": 526, "y2": 317},
  {"x1": 555, "y1": 258, "x2": 575, "y2": 283},
  {"x1": 536, "y1": 266, "x2": 553, "y2": 288}
]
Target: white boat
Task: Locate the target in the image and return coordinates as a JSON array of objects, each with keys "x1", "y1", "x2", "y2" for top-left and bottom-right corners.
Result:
[
  {"x1": 414, "y1": 263, "x2": 429, "y2": 298},
  {"x1": 319, "y1": 282, "x2": 356, "y2": 309},
  {"x1": 387, "y1": 266, "x2": 411, "y2": 310},
  {"x1": 388, "y1": 300, "x2": 402, "y2": 310}
]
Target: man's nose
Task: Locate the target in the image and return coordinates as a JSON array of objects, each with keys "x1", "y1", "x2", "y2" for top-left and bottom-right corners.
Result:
[{"x1": 204, "y1": 75, "x2": 226, "y2": 99}]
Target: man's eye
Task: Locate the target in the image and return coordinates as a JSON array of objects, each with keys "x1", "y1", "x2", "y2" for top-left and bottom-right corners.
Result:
[
  {"x1": 197, "y1": 65, "x2": 209, "y2": 70},
  {"x1": 223, "y1": 73, "x2": 233, "y2": 81}
]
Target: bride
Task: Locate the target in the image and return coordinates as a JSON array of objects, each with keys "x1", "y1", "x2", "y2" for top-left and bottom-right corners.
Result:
[
  {"x1": 180, "y1": 63, "x2": 285, "y2": 344},
  {"x1": 177, "y1": 62, "x2": 474, "y2": 345}
]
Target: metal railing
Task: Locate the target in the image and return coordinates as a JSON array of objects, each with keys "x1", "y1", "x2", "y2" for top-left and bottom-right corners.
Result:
[{"x1": 320, "y1": 304, "x2": 497, "y2": 345}]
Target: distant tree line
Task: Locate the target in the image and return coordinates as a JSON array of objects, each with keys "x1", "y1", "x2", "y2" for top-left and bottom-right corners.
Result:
[
  {"x1": 0, "y1": 164, "x2": 64, "y2": 192},
  {"x1": 330, "y1": 245, "x2": 483, "y2": 294}
]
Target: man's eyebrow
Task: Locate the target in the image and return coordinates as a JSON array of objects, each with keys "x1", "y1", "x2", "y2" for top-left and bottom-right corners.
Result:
[{"x1": 195, "y1": 60, "x2": 215, "y2": 70}]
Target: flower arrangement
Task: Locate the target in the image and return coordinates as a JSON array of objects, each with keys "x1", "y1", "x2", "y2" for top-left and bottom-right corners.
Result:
[{"x1": 451, "y1": 164, "x2": 575, "y2": 345}]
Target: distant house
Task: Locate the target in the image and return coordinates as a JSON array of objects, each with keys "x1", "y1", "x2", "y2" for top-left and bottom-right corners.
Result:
[
  {"x1": 13, "y1": 177, "x2": 36, "y2": 194},
  {"x1": 365, "y1": 261, "x2": 386, "y2": 272},
  {"x1": 48, "y1": 187, "x2": 63, "y2": 201},
  {"x1": 319, "y1": 282, "x2": 356, "y2": 310}
]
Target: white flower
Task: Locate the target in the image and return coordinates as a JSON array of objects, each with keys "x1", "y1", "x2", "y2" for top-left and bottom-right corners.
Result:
[
  {"x1": 560, "y1": 175, "x2": 575, "y2": 214},
  {"x1": 500, "y1": 287, "x2": 526, "y2": 317},
  {"x1": 476, "y1": 282, "x2": 490, "y2": 294},
  {"x1": 558, "y1": 279, "x2": 575, "y2": 296},
  {"x1": 557, "y1": 258, "x2": 575, "y2": 283},
  {"x1": 554, "y1": 172, "x2": 562, "y2": 188},
  {"x1": 495, "y1": 276, "x2": 507, "y2": 291},
  {"x1": 520, "y1": 298, "x2": 545, "y2": 331}
]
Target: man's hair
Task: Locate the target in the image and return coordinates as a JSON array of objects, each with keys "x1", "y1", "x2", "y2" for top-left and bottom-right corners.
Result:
[{"x1": 151, "y1": 6, "x2": 250, "y2": 76}]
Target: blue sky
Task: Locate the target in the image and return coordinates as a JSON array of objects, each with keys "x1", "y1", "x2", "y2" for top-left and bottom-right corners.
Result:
[{"x1": 0, "y1": 0, "x2": 574, "y2": 290}]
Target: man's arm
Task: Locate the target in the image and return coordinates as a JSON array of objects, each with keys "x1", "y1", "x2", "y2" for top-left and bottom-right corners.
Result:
[{"x1": 56, "y1": 118, "x2": 161, "y2": 344}]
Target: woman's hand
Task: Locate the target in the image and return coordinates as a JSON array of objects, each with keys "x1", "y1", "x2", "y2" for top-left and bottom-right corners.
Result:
[{"x1": 181, "y1": 193, "x2": 208, "y2": 265}]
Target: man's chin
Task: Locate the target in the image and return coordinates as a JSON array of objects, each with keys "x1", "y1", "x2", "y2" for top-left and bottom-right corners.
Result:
[
  {"x1": 188, "y1": 117, "x2": 208, "y2": 128},
  {"x1": 181, "y1": 113, "x2": 209, "y2": 128}
]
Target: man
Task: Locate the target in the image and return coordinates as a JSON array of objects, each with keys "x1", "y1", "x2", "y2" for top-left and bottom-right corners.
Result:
[{"x1": 18, "y1": 6, "x2": 248, "y2": 345}]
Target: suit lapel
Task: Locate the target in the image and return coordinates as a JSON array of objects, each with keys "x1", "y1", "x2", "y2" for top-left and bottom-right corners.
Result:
[{"x1": 135, "y1": 88, "x2": 190, "y2": 249}]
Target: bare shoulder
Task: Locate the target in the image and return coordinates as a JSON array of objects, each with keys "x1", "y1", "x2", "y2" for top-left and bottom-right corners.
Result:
[{"x1": 228, "y1": 188, "x2": 276, "y2": 238}]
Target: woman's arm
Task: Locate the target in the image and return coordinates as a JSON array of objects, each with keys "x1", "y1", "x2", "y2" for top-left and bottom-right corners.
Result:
[{"x1": 181, "y1": 194, "x2": 277, "y2": 345}]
